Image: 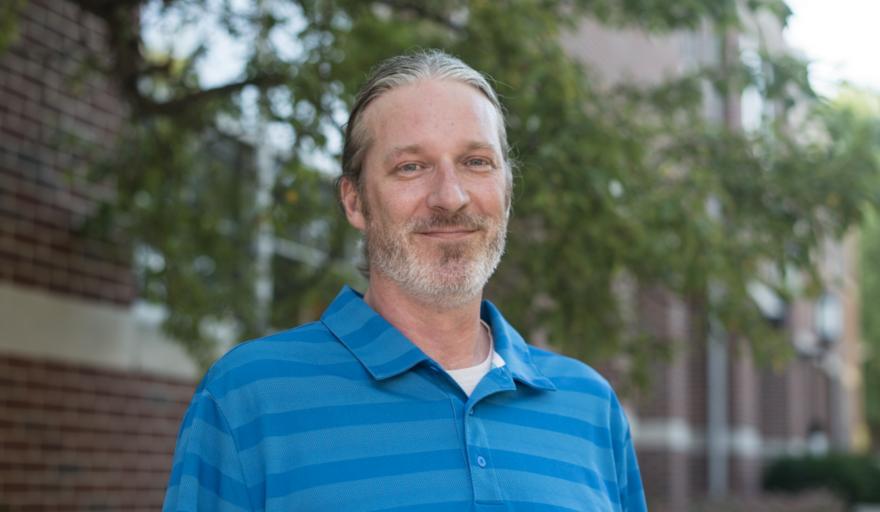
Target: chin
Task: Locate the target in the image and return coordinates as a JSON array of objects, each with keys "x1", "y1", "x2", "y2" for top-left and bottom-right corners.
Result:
[
  {"x1": 410, "y1": 284, "x2": 483, "y2": 309},
  {"x1": 411, "y1": 264, "x2": 490, "y2": 305}
]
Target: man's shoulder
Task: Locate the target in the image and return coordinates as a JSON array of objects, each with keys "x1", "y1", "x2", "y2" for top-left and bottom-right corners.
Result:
[
  {"x1": 524, "y1": 345, "x2": 633, "y2": 437},
  {"x1": 216, "y1": 320, "x2": 339, "y2": 362},
  {"x1": 200, "y1": 320, "x2": 349, "y2": 393},
  {"x1": 525, "y1": 345, "x2": 615, "y2": 398}
]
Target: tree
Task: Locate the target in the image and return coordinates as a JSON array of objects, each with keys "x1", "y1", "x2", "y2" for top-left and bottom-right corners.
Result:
[
  {"x1": 863, "y1": 207, "x2": 880, "y2": 449},
  {"x1": 3, "y1": 0, "x2": 878, "y2": 376},
  {"x1": 833, "y1": 89, "x2": 880, "y2": 449}
]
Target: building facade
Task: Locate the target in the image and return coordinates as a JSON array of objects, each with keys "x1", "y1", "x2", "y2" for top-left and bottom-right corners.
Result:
[
  {"x1": 562, "y1": 13, "x2": 866, "y2": 511},
  {"x1": 0, "y1": 2, "x2": 865, "y2": 511},
  {"x1": 0, "y1": 1, "x2": 198, "y2": 510}
]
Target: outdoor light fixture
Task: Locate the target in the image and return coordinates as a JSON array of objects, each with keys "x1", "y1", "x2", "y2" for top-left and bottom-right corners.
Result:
[
  {"x1": 748, "y1": 280, "x2": 787, "y2": 328},
  {"x1": 814, "y1": 291, "x2": 843, "y2": 348}
]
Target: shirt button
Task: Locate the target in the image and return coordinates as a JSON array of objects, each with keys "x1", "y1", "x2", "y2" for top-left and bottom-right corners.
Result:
[
  {"x1": 476, "y1": 456, "x2": 487, "y2": 468},
  {"x1": 468, "y1": 408, "x2": 475, "y2": 416}
]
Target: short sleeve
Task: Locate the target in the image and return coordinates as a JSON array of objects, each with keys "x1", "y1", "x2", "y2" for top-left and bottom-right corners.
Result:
[
  {"x1": 610, "y1": 392, "x2": 648, "y2": 512},
  {"x1": 163, "y1": 385, "x2": 253, "y2": 512}
]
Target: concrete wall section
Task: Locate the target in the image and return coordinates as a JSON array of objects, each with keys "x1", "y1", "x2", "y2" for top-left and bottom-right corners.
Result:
[{"x1": 0, "y1": 283, "x2": 199, "y2": 379}]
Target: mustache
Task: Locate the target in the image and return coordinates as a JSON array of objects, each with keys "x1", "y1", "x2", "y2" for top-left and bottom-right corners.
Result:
[{"x1": 410, "y1": 212, "x2": 488, "y2": 232}]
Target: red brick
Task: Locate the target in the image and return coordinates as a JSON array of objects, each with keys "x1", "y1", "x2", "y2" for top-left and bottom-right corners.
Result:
[
  {"x1": 0, "y1": 0, "x2": 132, "y2": 305},
  {"x1": 2, "y1": 2, "x2": 191, "y2": 504},
  {"x1": 0, "y1": 353, "x2": 194, "y2": 509}
]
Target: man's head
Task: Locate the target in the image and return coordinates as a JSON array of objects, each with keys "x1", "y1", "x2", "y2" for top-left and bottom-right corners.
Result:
[
  {"x1": 340, "y1": 50, "x2": 512, "y2": 195},
  {"x1": 339, "y1": 50, "x2": 512, "y2": 307}
]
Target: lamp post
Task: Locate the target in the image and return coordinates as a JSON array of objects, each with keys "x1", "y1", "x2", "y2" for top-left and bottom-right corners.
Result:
[
  {"x1": 815, "y1": 292, "x2": 843, "y2": 350},
  {"x1": 814, "y1": 291, "x2": 847, "y2": 450}
]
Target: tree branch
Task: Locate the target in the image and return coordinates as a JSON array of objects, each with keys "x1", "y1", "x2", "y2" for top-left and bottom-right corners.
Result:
[
  {"x1": 74, "y1": 0, "x2": 143, "y2": 13},
  {"x1": 372, "y1": 0, "x2": 466, "y2": 33},
  {"x1": 67, "y1": 0, "x2": 290, "y2": 118},
  {"x1": 135, "y1": 73, "x2": 289, "y2": 115}
]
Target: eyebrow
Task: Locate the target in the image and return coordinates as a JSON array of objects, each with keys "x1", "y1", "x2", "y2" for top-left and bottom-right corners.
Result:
[
  {"x1": 384, "y1": 144, "x2": 423, "y2": 165},
  {"x1": 383, "y1": 141, "x2": 500, "y2": 165},
  {"x1": 463, "y1": 141, "x2": 499, "y2": 154}
]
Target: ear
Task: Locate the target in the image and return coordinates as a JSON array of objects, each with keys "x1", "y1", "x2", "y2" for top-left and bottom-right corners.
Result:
[{"x1": 340, "y1": 177, "x2": 366, "y2": 231}]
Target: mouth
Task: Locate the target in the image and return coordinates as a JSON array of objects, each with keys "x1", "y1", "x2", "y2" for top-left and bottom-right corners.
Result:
[{"x1": 416, "y1": 228, "x2": 479, "y2": 240}]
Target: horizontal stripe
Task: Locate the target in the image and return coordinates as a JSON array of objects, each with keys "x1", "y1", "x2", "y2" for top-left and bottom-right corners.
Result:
[
  {"x1": 208, "y1": 359, "x2": 369, "y2": 398},
  {"x1": 373, "y1": 501, "x2": 474, "y2": 512},
  {"x1": 239, "y1": 416, "x2": 462, "y2": 472},
  {"x1": 265, "y1": 470, "x2": 472, "y2": 511},
  {"x1": 168, "y1": 453, "x2": 252, "y2": 509},
  {"x1": 504, "y1": 503, "x2": 583, "y2": 512},
  {"x1": 543, "y1": 376, "x2": 611, "y2": 397},
  {"x1": 368, "y1": 346, "x2": 427, "y2": 376},
  {"x1": 214, "y1": 338, "x2": 351, "y2": 363},
  {"x1": 378, "y1": 502, "x2": 583, "y2": 512},
  {"x1": 486, "y1": 389, "x2": 612, "y2": 427},
  {"x1": 204, "y1": 324, "x2": 335, "y2": 377},
  {"x1": 243, "y1": 325, "x2": 335, "y2": 347},
  {"x1": 215, "y1": 373, "x2": 432, "y2": 419},
  {"x1": 262, "y1": 449, "x2": 466, "y2": 498},
  {"x1": 322, "y1": 298, "x2": 380, "y2": 339},
  {"x1": 234, "y1": 399, "x2": 453, "y2": 449},
  {"x1": 493, "y1": 468, "x2": 614, "y2": 510},
  {"x1": 176, "y1": 424, "x2": 243, "y2": 478},
  {"x1": 479, "y1": 417, "x2": 617, "y2": 475},
  {"x1": 492, "y1": 449, "x2": 619, "y2": 504},
  {"x1": 480, "y1": 405, "x2": 612, "y2": 449},
  {"x1": 164, "y1": 478, "x2": 252, "y2": 512},
  {"x1": 343, "y1": 315, "x2": 395, "y2": 348}
]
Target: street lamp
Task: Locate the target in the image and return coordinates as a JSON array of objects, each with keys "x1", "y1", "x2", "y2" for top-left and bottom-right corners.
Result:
[
  {"x1": 814, "y1": 291, "x2": 843, "y2": 349},
  {"x1": 813, "y1": 290, "x2": 847, "y2": 450}
]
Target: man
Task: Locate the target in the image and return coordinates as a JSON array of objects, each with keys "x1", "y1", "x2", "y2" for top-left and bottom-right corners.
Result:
[{"x1": 163, "y1": 50, "x2": 647, "y2": 511}]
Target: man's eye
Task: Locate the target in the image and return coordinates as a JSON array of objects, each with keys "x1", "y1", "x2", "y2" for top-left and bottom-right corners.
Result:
[
  {"x1": 465, "y1": 157, "x2": 493, "y2": 169},
  {"x1": 398, "y1": 163, "x2": 423, "y2": 173}
]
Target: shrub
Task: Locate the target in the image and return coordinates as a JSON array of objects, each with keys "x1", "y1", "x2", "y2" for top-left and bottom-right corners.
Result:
[
  {"x1": 762, "y1": 453, "x2": 880, "y2": 504},
  {"x1": 690, "y1": 490, "x2": 845, "y2": 512}
]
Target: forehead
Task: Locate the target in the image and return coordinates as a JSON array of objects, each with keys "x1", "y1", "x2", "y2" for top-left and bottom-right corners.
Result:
[{"x1": 361, "y1": 79, "x2": 502, "y2": 157}]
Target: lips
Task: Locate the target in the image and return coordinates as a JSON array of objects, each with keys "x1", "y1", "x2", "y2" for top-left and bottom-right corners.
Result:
[
  {"x1": 411, "y1": 212, "x2": 486, "y2": 240},
  {"x1": 417, "y1": 229, "x2": 478, "y2": 239}
]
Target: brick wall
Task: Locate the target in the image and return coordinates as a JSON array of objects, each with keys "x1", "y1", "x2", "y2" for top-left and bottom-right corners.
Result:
[
  {"x1": 0, "y1": 354, "x2": 193, "y2": 511},
  {"x1": 630, "y1": 286, "x2": 842, "y2": 506},
  {"x1": 0, "y1": 0, "x2": 134, "y2": 305},
  {"x1": 0, "y1": 3, "x2": 198, "y2": 510}
]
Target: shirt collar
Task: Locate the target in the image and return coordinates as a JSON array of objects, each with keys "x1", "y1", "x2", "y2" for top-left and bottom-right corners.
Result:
[
  {"x1": 320, "y1": 286, "x2": 428, "y2": 381},
  {"x1": 480, "y1": 300, "x2": 556, "y2": 391},
  {"x1": 321, "y1": 286, "x2": 556, "y2": 391}
]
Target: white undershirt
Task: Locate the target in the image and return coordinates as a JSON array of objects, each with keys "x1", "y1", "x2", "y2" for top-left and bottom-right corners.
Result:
[{"x1": 445, "y1": 321, "x2": 506, "y2": 396}]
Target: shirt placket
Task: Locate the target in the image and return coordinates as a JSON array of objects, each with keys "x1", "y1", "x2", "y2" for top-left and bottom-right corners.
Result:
[{"x1": 463, "y1": 367, "x2": 516, "y2": 506}]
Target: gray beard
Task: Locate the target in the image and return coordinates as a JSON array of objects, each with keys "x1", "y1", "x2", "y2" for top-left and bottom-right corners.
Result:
[{"x1": 364, "y1": 210, "x2": 508, "y2": 309}]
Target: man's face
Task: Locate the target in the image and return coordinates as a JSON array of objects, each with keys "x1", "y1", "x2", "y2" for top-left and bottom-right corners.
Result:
[{"x1": 342, "y1": 79, "x2": 510, "y2": 307}]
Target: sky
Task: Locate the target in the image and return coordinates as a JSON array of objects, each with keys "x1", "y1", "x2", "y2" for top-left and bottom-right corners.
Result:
[
  {"x1": 785, "y1": 0, "x2": 880, "y2": 96},
  {"x1": 142, "y1": 0, "x2": 879, "y2": 99},
  {"x1": 139, "y1": 0, "x2": 878, "y2": 151}
]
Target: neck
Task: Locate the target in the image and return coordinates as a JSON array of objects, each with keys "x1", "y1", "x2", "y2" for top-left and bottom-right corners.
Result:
[{"x1": 364, "y1": 273, "x2": 489, "y2": 370}]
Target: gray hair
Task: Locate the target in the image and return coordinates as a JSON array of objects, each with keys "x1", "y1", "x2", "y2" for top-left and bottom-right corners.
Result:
[{"x1": 338, "y1": 49, "x2": 512, "y2": 200}]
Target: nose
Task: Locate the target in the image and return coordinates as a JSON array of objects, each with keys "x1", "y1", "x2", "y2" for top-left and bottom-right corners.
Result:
[{"x1": 427, "y1": 159, "x2": 470, "y2": 212}]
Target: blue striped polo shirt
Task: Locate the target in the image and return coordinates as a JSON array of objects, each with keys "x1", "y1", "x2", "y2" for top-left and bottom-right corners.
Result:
[{"x1": 163, "y1": 286, "x2": 647, "y2": 511}]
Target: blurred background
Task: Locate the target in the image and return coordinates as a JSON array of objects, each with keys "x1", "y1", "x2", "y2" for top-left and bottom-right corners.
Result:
[{"x1": 1, "y1": 0, "x2": 879, "y2": 510}]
